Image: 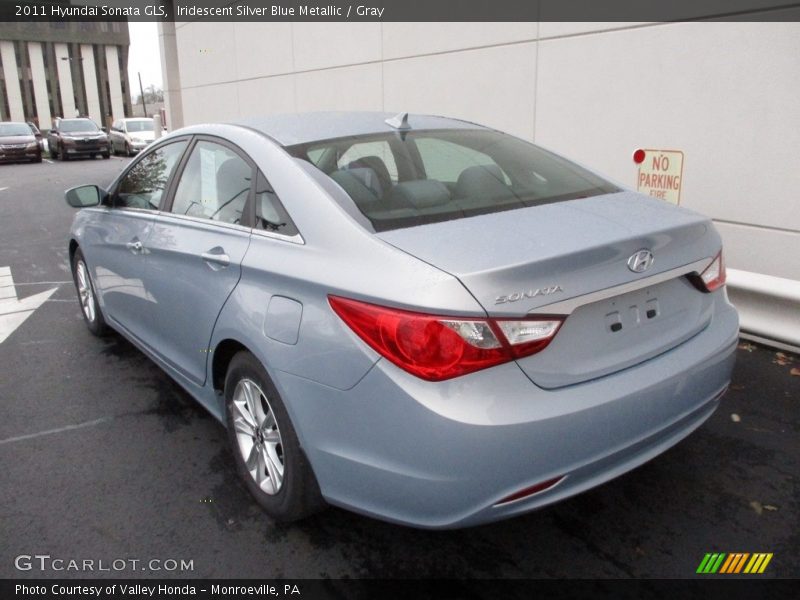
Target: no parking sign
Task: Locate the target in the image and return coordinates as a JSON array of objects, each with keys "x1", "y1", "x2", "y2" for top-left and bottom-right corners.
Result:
[{"x1": 633, "y1": 148, "x2": 684, "y2": 205}]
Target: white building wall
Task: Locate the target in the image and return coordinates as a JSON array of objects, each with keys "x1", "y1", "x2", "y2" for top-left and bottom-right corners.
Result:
[
  {"x1": 161, "y1": 21, "x2": 799, "y2": 286},
  {"x1": 80, "y1": 44, "x2": 102, "y2": 125},
  {"x1": 53, "y1": 42, "x2": 76, "y2": 118},
  {"x1": 27, "y1": 42, "x2": 52, "y2": 127},
  {"x1": 104, "y1": 45, "x2": 125, "y2": 122},
  {"x1": 0, "y1": 41, "x2": 24, "y2": 122}
]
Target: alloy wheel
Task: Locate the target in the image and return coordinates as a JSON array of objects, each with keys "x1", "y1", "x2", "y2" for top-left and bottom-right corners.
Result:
[
  {"x1": 75, "y1": 260, "x2": 95, "y2": 323},
  {"x1": 231, "y1": 378, "x2": 284, "y2": 495}
]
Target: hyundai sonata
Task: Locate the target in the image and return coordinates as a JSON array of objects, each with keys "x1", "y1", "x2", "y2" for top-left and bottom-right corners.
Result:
[{"x1": 64, "y1": 112, "x2": 738, "y2": 528}]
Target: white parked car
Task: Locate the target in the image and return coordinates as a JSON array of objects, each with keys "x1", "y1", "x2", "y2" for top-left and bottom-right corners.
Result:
[{"x1": 108, "y1": 118, "x2": 156, "y2": 156}]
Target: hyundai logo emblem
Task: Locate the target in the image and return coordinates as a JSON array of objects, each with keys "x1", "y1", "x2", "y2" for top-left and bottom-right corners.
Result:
[{"x1": 627, "y1": 249, "x2": 655, "y2": 273}]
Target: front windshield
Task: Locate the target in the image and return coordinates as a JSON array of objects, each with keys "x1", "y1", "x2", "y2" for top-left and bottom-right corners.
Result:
[
  {"x1": 60, "y1": 119, "x2": 99, "y2": 133},
  {"x1": 0, "y1": 123, "x2": 33, "y2": 136},
  {"x1": 126, "y1": 120, "x2": 154, "y2": 132},
  {"x1": 287, "y1": 129, "x2": 619, "y2": 232}
]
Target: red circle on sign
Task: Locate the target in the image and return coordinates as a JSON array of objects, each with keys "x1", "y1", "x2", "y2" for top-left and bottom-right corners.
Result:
[{"x1": 633, "y1": 149, "x2": 646, "y2": 164}]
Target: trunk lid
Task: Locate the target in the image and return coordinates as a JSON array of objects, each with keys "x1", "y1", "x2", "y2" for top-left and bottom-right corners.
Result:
[{"x1": 378, "y1": 191, "x2": 721, "y2": 388}]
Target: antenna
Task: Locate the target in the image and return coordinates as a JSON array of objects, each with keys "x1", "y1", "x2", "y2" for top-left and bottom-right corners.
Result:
[{"x1": 385, "y1": 112, "x2": 410, "y2": 130}]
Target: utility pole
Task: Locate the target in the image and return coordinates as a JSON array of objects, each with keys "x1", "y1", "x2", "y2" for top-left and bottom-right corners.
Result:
[{"x1": 138, "y1": 72, "x2": 147, "y2": 117}]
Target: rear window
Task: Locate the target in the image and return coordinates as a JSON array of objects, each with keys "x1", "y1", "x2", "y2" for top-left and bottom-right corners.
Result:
[
  {"x1": 287, "y1": 129, "x2": 618, "y2": 232},
  {"x1": 60, "y1": 119, "x2": 99, "y2": 133}
]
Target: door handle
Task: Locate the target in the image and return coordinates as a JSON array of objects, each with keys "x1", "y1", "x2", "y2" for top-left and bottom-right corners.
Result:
[
  {"x1": 126, "y1": 240, "x2": 143, "y2": 253},
  {"x1": 201, "y1": 251, "x2": 230, "y2": 267}
]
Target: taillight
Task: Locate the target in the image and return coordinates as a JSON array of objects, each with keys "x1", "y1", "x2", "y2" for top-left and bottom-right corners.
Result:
[
  {"x1": 329, "y1": 296, "x2": 563, "y2": 381},
  {"x1": 693, "y1": 250, "x2": 726, "y2": 292}
]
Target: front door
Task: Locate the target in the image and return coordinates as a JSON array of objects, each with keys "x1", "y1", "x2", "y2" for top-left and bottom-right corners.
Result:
[{"x1": 84, "y1": 139, "x2": 188, "y2": 345}]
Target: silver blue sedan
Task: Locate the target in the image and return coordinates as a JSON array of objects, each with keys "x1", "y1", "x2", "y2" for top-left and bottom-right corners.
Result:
[{"x1": 65, "y1": 112, "x2": 738, "y2": 528}]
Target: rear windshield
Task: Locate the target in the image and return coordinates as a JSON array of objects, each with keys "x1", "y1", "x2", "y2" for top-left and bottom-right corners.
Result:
[
  {"x1": 60, "y1": 119, "x2": 99, "y2": 132},
  {"x1": 287, "y1": 129, "x2": 619, "y2": 232},
  {"x1": 127, "y1": 120, "x2": 154, "y2": 132}
]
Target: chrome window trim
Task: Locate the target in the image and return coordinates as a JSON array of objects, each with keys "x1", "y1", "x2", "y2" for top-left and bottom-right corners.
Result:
[
  {"x1": 527, "y1": 257, "x2": 712, "y2": 315},
  {"x1": 149, "y1": 211, "x2": 305, "y2": 244},
  {"x1": 151, "y1": 211, "x2": 252, "y2": 235},
  {"x1": 250, "y1": 227, "x2": 305, "y2": 245}
]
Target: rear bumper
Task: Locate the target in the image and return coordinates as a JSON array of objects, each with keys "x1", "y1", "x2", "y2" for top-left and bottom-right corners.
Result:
[{"x1": 275, "y1": 295, "x2": 739, "y2": 528}]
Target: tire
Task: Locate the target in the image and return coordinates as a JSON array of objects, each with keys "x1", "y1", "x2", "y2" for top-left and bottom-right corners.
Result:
[
  {"x1": 50, "y1": 145, "x2": 57, "y2": 160},
  {"x1": 125, "y1": 142, "x2": 133, "y2": 157},
  {"x1": 102, "y1": 151, "x2": 110, "y2": 160},
  {"x1": 224, "y1": 351, "x2": 325, "y2": 522},
  {"x1": 33, "y1": 155, "x2": 42, "y2": 163},
  {"x1": 71, "y1": 248, "x2": 108, "y2": 336},
  {"x1": 112, "y1": 142, "x2": 119, "y2": 156},
  {"x1": 59, "y1": 145, "x2": 69, "y2": 161}
]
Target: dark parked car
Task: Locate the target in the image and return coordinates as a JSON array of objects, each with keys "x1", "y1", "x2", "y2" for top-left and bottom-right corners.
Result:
[
  {"x1": 47, "y1": 118, "x2": 110, "y2": 161},
  {"x1": 0, "y1": 121, "x2": 42, "y2": 163}
]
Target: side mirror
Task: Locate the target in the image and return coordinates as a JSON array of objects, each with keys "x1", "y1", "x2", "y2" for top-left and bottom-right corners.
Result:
[
  {"x1": 65, "y1": 184, "x2": 106, "y2": 208},
  {"x1": 34, "y1": 132, "x2": 43, "y2": 140}
]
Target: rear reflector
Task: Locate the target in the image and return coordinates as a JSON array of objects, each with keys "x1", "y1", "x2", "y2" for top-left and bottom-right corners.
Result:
[
  {"x1": 329, "y1": 296, "x2": 563, "y2": 381},
  {"x1": 494, "y1": 476, "x2": 565, "y2": 506},
  {"x1": 692, "y1": 250, "x2": 726, "y2": 292}
]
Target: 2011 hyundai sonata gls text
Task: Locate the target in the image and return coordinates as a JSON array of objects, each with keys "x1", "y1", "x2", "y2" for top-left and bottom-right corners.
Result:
[{"x1": 65, "y1": 112, "x2": 738, "y2": 528}]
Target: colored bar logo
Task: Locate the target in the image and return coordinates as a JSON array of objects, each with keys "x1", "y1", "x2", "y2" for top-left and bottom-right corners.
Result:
[{"x1": 696, "y1": 552, "x2": 773, "y2": 574}]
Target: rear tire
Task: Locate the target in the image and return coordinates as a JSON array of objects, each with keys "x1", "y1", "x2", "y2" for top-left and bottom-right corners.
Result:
[
  {"x1": 224, "y1": 351, "x2": 325, "y2": 522},
  {"x1": 71, "y1": 248, "x2": 107, "y2": 336}
]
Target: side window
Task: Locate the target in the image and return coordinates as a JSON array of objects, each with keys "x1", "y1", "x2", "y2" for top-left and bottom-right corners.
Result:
[
  {"x1": 115, "y1": 140, "x2": 188, "y2": 210},
  {"x1": 254, "y1": 171, "x2": 299, "y2": 237},
  {"x1": 170, "y1": 141, "x2": 252, "y2": 225},
  {"x1": 415, "y1": 137, "x2": 509, "y2": 184}
]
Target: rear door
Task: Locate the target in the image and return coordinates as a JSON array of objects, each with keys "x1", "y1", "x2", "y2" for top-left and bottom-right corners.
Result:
[{"x1": 144, "y1": 137, "x2": 254, "y2": 386}]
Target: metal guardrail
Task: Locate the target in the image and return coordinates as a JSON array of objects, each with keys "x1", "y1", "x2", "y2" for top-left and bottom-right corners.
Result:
[{"x1": 727, "y1": 269, "x2": 800, "y2": 353}]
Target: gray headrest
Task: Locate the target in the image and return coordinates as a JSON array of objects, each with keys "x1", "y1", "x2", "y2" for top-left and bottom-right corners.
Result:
[
  {"x1": 454, "y1": 164, "x2": 511, "y2": 200},
  {"x1": 386, "y1": 180, "x2": 451, "y2": 209},
  {"x1": 330, "y1": 169, "x2": 380, "y2": 207}
]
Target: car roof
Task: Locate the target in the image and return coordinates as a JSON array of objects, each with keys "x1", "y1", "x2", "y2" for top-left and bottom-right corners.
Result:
[{"x1": 231, "y1": 111, "x2": 487, "y2": 147}]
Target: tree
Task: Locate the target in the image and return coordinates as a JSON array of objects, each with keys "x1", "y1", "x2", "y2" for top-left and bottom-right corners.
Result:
[{"x1": 133, "y1": 85, "x2": 164, "y2": 106}]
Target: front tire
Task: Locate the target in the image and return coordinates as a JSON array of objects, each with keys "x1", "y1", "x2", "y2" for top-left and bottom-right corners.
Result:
[
  {"x1": 224, "y1": 351, "x2": 325, "y2": 522},
  {"x1": 59, "y1": 145, "x2": 69, "y2": 161},
  {"x1": 72, "y1": 248, "x2": 107, "y2": 336}
]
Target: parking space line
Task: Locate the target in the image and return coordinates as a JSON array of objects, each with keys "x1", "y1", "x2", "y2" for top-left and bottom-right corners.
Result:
[
  {"x1": 0, "y1": 186, "x2": 8, "y2": 192},
  {"x1": 0, "y1": 416, "x2": 113, "y2": 446},
  {"x1": 0, "y1": 281, "x2": 70, "y2": 287}
]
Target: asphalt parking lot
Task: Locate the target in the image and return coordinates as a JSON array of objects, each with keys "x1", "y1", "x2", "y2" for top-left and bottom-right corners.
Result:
[{"x1": 0, "y1": 158, "x2": 798, "y2": 580}]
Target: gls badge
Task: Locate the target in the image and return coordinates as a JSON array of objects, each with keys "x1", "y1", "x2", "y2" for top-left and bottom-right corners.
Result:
[{"x1": 495, "y1": 285, "x2": 564, "y2": 305}]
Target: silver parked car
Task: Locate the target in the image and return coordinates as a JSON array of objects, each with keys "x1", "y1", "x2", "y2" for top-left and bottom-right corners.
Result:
[
  {"x1": 109, "y1": 117, "x2": 156, "y2": 156},
  {"x1": 65, "y1": 112, "x2": 738, "y2": 528}
]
